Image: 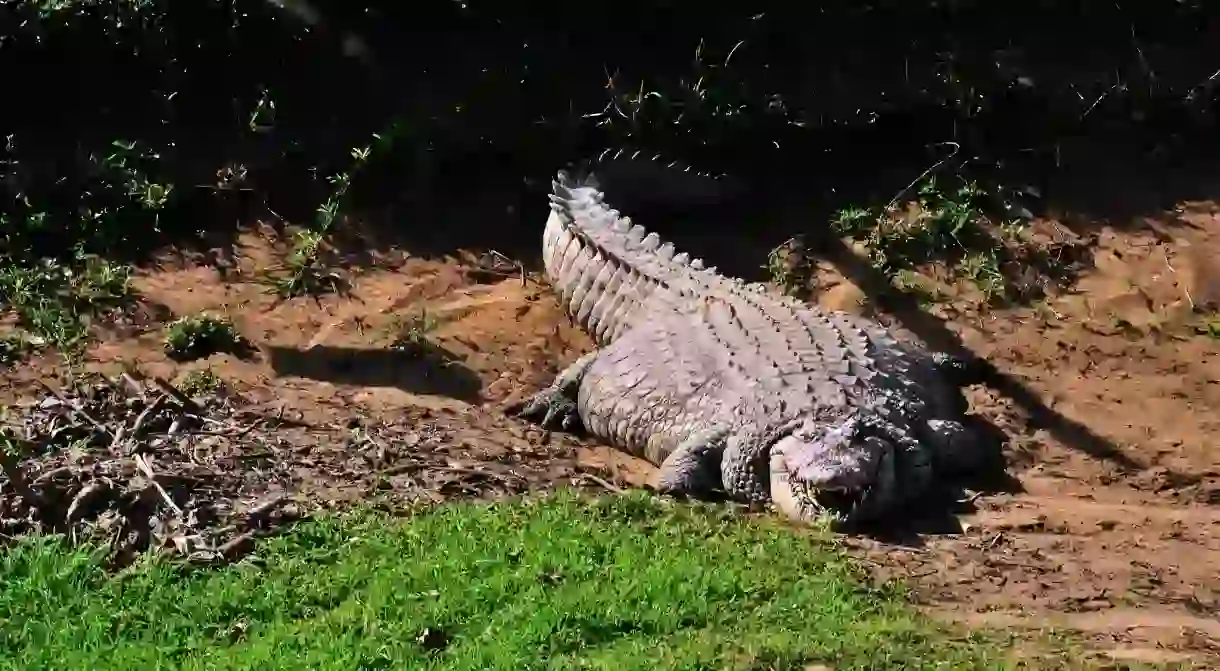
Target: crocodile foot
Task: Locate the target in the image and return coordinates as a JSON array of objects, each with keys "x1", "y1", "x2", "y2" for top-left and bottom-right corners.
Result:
[
  {"x1": 654, "y1": 428, "x2": 728, "y2": 499},
  {"x1": 514, "y1": 387, "x2": 583, "y2": 432}
]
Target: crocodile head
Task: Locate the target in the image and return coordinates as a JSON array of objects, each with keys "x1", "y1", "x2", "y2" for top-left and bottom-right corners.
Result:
[{"x1": 767, "y1": 413, "x2": 919, "y2": 528}]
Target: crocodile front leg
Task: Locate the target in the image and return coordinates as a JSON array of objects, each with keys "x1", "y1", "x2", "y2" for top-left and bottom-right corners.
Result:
[
  {"x1": 653, "y1": 427, "x2": 729, "y2": 499},
  {"x1": 515, "y1": 350, "x2": 600, "y2": 432}
]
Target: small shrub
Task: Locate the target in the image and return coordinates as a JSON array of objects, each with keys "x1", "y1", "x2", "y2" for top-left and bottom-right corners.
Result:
[
  {"x1": 0, "y1": 256, "x2": 132, "y2": 357},
  {"x1": 0, "y1": 333, "x2": 37, "y2": 366},
  {"x1": 264, "y1": 228, "x2": 347, "y2": 299},
  {"x1": 163, "y1": 314, "x2": 249, "y2": 362},
  {"x1": 177, "y1": 368, "x2": 225, "y2": 396},
  {"x1": 831, "y1": 173, "x2": 1043, "y2": 306},
  {"x1": 764, "y1": 236, "x2": 812, "y2": 299},
  {"x1": 389, "y1": 309, "x2": 439, "y2": 356},
  {"x1": 262, "y1": 129, "x2": 406, "y2": 299}
]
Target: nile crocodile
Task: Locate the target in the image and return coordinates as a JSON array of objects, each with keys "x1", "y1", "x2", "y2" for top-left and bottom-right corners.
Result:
[{"x1": 516, "y1": 157, "x2": 990, "y2": 528}]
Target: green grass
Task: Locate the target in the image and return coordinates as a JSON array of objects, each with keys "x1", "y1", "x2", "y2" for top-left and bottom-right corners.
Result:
[{"x1": 0, "y1": 492, "x2": 1029, "y2": 670}]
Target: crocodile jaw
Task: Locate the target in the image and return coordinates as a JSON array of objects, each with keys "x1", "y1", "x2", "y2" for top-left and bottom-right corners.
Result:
[{"x1": 767, "y1": 421, "x2": 896, "y2": 526}]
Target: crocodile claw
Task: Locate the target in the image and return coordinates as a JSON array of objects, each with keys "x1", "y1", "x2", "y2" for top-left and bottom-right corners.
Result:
[{"x1": 515, "y1": 388, "x2": 582, "y2": 432}]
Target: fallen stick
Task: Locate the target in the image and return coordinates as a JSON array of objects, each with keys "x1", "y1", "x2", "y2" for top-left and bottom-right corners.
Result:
[
  {"x1": 111, "y1": 394, "x2": 166, "y2": 453},
  {"x1": 243, "y1": 495, "x2": 288, "y2": 525},
  {"x1": 581, "y1": 472, "x2": 625, "y2": 493},
  {"x1": 35, "y1": 380, "x2": 114, "y2": 442},
  {"x1": 150, "y1": 376, "x2": 204, "y2": 415},
  {"x1": 133, "y1": 453, "x2": 184, "y2": 517}
]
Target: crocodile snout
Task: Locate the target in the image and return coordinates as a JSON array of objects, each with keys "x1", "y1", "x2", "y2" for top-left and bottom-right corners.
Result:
[{"x1": 768, "y1": 418, "x2": 895, "y2": 524}]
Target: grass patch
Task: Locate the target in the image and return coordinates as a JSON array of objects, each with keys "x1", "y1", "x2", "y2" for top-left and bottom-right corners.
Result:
[{"x1": 0, "y1": 491, "x2": 1032, "y2": 670}]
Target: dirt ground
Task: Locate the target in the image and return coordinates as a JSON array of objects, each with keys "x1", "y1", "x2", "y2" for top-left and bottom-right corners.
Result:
[{"x1": 3, "y1": 188, "x2": 1220, "y2": 665}]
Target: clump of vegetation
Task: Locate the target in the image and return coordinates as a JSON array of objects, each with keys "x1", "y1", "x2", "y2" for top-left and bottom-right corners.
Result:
[
  {"x1": 0, "y1": 333, "x2": 36, "y2": 366},
  {"x1": 263, "y1": 126, "x2": 408, "y2": 299},
  {"x1": 163, "y1": 314, "x2": 250, "y2": 362},
  {"x1": 264, "y1": 227, "x2": 346, "y2": 298},
  {"x1": 388, "y1": 308, "x2": 448, "y2": 361},
  {"x1": 0, "y1": 136, "x2": 170, "y2": 359},
  {"x1": 1192, "y1": 312, "x2": 1220, "y2": 339},
  {"x1": 831, "y1": 174, "x2": 1046, "y2": 306},
  {"x1": 764, "y1": 235, "x2": 814, "y2": 299},
  {"x1": 176, "y1": 367, "x2": 225, "y2": 396},
  {"x1": 0, "y1": 255, "x2": 133, "y2": 358}
]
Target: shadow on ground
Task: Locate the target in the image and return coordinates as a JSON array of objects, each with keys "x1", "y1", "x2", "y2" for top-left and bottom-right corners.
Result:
[
  {"x1": 265, "y1": 343, "x2": 484, "y2": 404},
  {"x1": 817, "y1": 234, "x2": 1146, "y2": 474}
]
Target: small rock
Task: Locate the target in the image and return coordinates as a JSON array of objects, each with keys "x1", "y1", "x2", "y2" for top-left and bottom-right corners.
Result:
[{"x1": 416, "y1": 626, "x2": 449, "y2": 651}]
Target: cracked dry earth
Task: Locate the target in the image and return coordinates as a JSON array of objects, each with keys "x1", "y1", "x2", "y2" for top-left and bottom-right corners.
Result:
[{"x1": 2, "y1": 198, "x2": 1220, "y2": 666}]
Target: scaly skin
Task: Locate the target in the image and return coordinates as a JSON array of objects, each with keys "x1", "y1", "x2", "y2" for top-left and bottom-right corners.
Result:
[{"x1": 519, "y1": 165, "x2": 988, "y2": 527}]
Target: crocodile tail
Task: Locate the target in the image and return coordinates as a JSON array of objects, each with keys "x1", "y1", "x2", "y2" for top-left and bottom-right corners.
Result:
[
  {"x1": 573, "y1": 147, "x2": 748, "y2": 212},
  {"x1": 542, "y1": 148, "x2": 751, "y2": 343}
]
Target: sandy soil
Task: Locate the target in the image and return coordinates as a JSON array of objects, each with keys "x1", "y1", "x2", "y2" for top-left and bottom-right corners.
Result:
[{"x1": 3, "y1": 189, "x2": 1219, "y2": 666}]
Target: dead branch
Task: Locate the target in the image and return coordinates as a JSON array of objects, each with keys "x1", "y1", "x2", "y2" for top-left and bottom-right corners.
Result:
[
  {"x1": 35, "y1": 380, "x2": 115, "y2": 441},
  {"x1": 580, "y1": 472, "x2": 626, "y2": 493},
  {"x1": 133, "y1": 453, "x2": 183, "y2": 517},
  {"x1": 150, "y1": 376, "x2": 204, "y2": 415},
  {"x1": 243, "y1": 495, "x2": 288, "y2": 526}
]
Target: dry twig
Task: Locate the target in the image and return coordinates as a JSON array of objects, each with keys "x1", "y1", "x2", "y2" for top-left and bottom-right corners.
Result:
[
  {"x1": 35, "y1": 380, "x2": 114, "y2": 441},
  {"x1": 134, "y1": 453, "x2": 184, "y2": 517}
]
